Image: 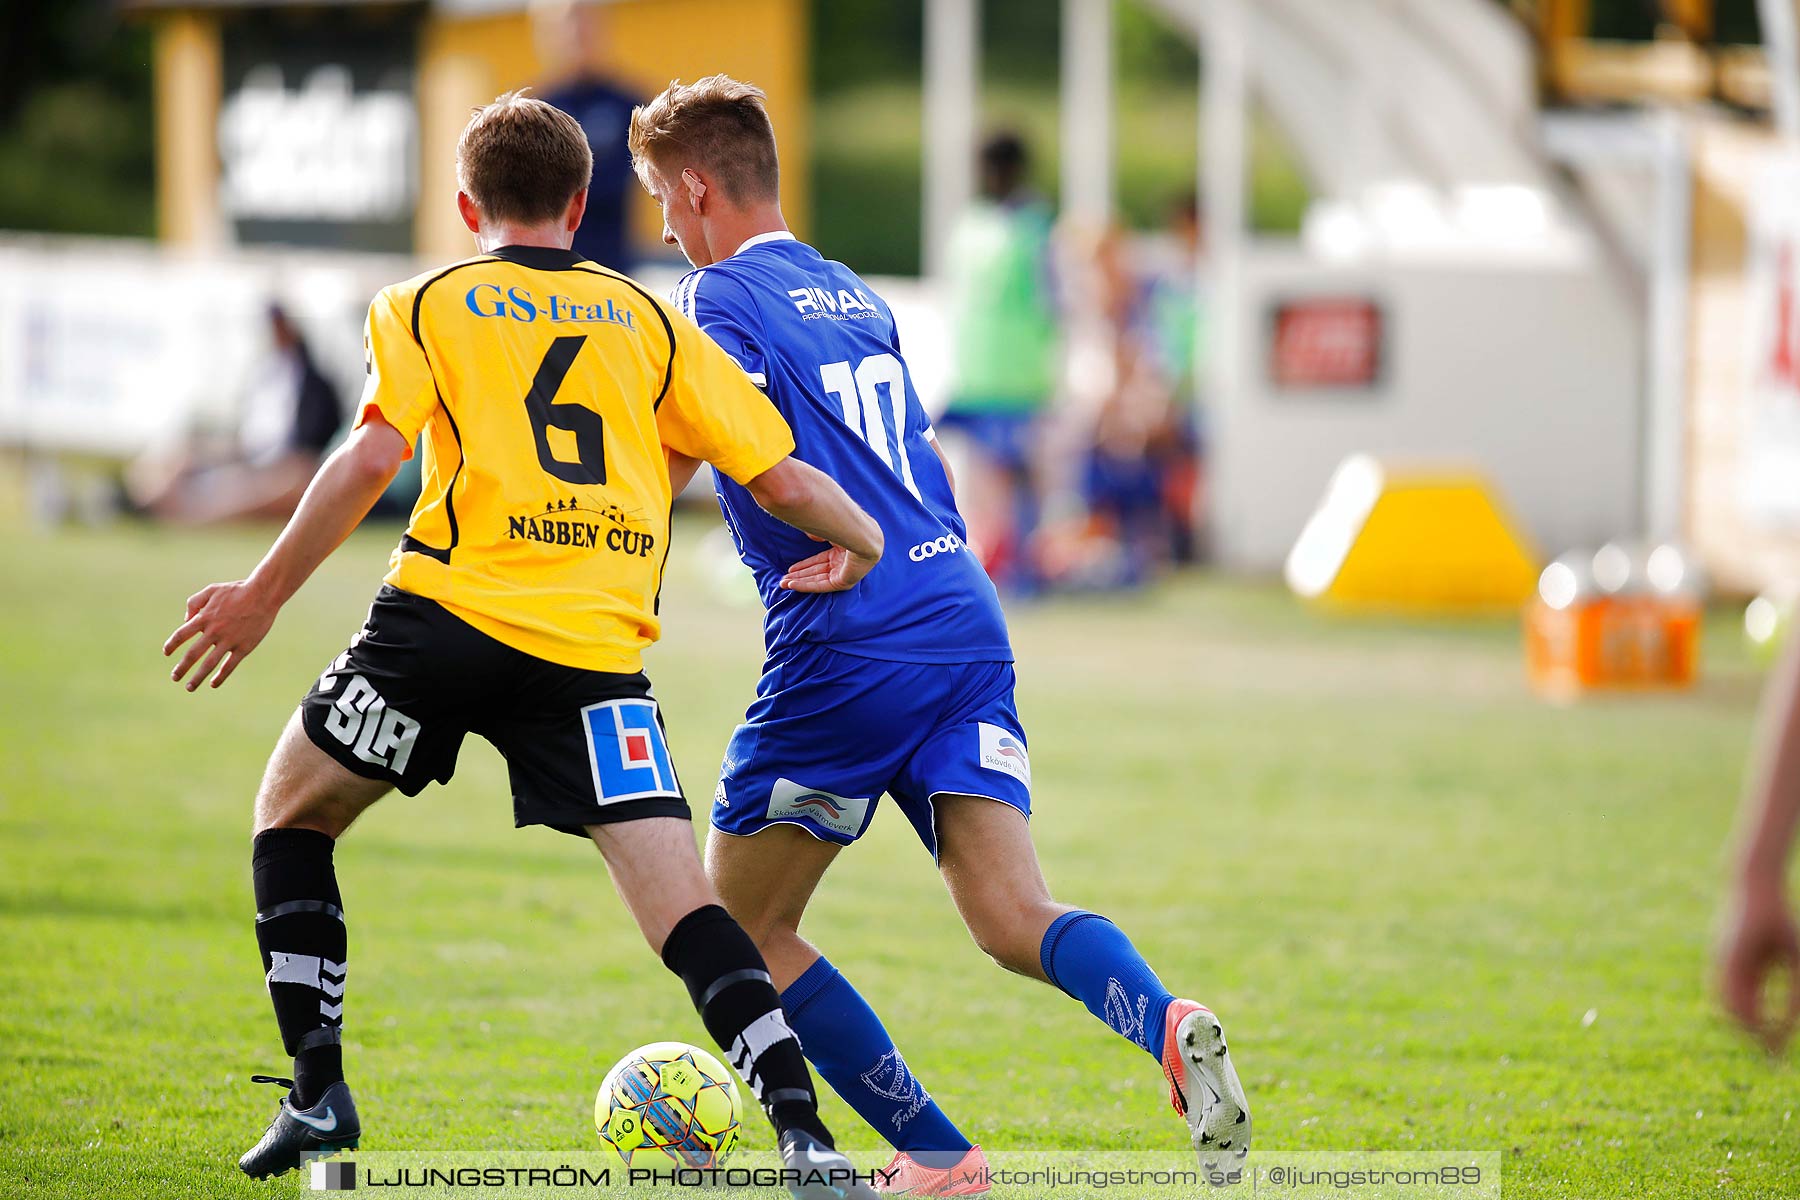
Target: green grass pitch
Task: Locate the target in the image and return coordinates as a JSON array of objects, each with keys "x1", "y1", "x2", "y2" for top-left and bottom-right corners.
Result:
[{"x1": 2, "y1": 517, "x2": 1796, "y2": 1198}]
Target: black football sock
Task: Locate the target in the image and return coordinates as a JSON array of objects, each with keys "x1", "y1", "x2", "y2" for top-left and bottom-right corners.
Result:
[
  {"x1": 661, "y1": 904, "x2": 831, "y2": 1146},
  {"x1": 251, "y1": 828, "x2": 347, "y2": 1110}
]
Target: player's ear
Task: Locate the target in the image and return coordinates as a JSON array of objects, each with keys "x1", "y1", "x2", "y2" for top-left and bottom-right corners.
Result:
[
  {"x1": 456, "y1": 191, "x2": 482, "y2": 235},
  {"x1": 681, "y1": 168, "x2": 707, "y2": 212},
  {"x1": 565, "y1": 187, "x2": 589, "y2": 234}
]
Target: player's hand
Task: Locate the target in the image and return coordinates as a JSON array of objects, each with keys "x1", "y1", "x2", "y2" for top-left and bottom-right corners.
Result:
[
  {"x1": 780, "y1": 543, "x2": 879, "y2": 593},
  {"x1": 162, "y1": 580, "x2": 280, "y2": 692},
  {"x1": 1717, "y1": 875, "x2": 1800, "y2": 1053}
]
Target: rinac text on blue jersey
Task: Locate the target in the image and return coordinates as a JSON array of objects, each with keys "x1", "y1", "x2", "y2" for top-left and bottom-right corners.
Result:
[{"x1": 672, "y1": 232, "x2": 1012, "y2": 665}]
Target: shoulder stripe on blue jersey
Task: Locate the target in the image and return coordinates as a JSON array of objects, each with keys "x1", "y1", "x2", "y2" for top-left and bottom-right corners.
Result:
[{"x1": 672, "y1": 271, "x2": 702, "y2": 321}]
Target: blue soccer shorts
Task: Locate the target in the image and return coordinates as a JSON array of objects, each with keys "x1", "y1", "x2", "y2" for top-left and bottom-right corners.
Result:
[{"x1": 709, "y1": 643, "x2": 1032, "y2": 857}]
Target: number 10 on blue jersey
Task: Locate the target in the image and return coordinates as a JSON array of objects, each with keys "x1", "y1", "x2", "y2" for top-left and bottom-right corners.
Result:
[{"x1": 820, "y1": 353, "x2": 921, "y2": 500}]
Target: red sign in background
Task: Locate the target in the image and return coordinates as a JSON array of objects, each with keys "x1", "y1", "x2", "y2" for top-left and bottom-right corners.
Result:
[{"x1": 1269, "y1": 298, "x2": 1384, "y2": 390}]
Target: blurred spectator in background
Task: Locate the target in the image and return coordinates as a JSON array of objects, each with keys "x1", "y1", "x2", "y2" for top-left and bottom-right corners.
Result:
[
  {"x1": 1718, "y1": 629, "x2": 1800, "y2": 1054},
  {"x1": 939, "y1": 130, "x2": 1059, "y2": 592},
  {"x1": 1037, "y1": 195, "x2": 1208, "y2": 591},
  {"x1": 535, "y1": 0, "x2": 641, "y2": 271},
  {"x1": 125, "y1": 305, "x2": 340, "y2": 524},
  {"x1": 1036, "y1": 225, "x2": 1162, "y2": 590},
  {"x1": 1141, "y1": 192, "x2": 1208, "y2": 563}
]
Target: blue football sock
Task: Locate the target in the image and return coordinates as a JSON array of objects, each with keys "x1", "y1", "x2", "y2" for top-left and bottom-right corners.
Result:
[
  {"x1": 782, "y1": 956, "x2": 973, "y2": 1162},
  {"x1": 1040, "y1": 910, "x2": 1176, "y2": 1061}
]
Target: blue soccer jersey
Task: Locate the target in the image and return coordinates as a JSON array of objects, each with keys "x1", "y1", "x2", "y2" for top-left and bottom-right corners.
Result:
[{"x1": 673, "y1": 233, "x2": 1012, "y2": 665}]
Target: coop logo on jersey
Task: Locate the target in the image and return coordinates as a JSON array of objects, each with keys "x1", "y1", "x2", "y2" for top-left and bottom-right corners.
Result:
[
  {"x1": 859, "y1": 1049, "x2": 933, "y2": 1131},
  {"x1": 909, "y1": 534, "x2": 964, "y2": 562},
  {"x1": 508, "y1": 498, "x2": 656, "y2": 556},
  {"x1": 583, "y1": 698, "x2": 680, "y2": 804},
  {"x1": 767, "y1": 778, "x2": 870, "y2": 839},
  {"x1": 978, "y1": 723, "x2": 1030, "y2": 786},
  {"x1": 316, "y1": 667, "x2": 419, "y2": 773}
]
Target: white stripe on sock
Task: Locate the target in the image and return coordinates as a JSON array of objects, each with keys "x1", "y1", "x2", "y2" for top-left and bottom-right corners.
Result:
[
  {"x1": 728, "y1": 1009, "x2": 797, "y2": 1101},
  {"x1": 267, "y1": 951, "x2": 322, "y2": 989}
]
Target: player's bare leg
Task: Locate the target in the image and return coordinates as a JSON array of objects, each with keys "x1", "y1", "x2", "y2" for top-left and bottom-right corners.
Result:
[
  {"x1": 601, "y1": 819, "x2": 874, "y2": 1200},
  {"x1": 254, "y1": 713, "x2": 392, "y2": 836},
  {"x1": 931, "y1": 796, "x2": 1068, "y2": 981},
  {"x1": 704, "y1": 823, "x2": 841, "y2": 988},
  {"x1": 933, "y1": 795, "x2": 1250, "y2": 1173},
  {"x1": 588, "y1": 816, "x2": 726, "y2": 951},
  {"x1": 240, "y1": 714, "x2": 390, "y2": 1178}
]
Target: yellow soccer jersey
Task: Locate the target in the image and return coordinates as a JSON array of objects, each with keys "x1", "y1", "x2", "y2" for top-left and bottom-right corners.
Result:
[{"x1": 354, "y1": 244, "x2": 794, "y2": 672}]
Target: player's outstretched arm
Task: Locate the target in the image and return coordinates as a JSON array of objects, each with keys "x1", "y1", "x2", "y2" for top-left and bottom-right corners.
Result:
[
  {"x1": 744, "y1": 456, "x2": 884, "y2": 593},
  {"x1": 1719, "y1": 628, "x2": 1800, "y2": 1052},
  {"x1": 162, "y1": 417, "x2": 410, "y2": 692}
]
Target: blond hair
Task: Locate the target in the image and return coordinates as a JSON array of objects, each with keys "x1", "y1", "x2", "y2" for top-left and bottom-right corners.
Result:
[
  {"x1": 457, "y1": 90, "x2": 594, "y2": 227},
  {"x1": 627, "y1": 75, "x2": 780, "y2": 203}
]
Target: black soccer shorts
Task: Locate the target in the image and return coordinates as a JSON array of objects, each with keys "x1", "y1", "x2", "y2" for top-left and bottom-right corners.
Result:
[{"x1": 299, "y1": 585, "x2": 689, "y2": 835}]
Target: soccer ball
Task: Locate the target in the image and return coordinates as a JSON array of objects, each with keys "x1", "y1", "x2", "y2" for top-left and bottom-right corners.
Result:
[{"x1": 594, "y1": 1041, "x2": 742, "y2": 1168}]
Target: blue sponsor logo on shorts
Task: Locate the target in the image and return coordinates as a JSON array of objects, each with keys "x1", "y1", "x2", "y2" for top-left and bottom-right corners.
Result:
[{"x1": 582, "y1": 698, "x2": 680, "y2": 803}]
